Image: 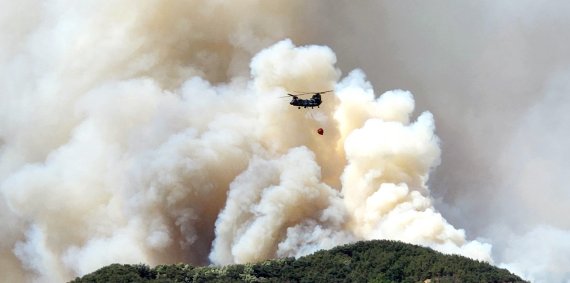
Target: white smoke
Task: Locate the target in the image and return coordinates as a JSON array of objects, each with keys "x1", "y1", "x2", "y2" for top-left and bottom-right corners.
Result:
[
  {"x1": 499, "y1": 226, "x2": 570, "y2": 283},
  {"x1": 1, "y1": 1, "x2": 498, "y2": 282},
  {"x1": 300, "y1": 1, "x2": 570, "y2": 282},
  {"x1": 491, "y1": 71, "x2": 570, "y2": 282}
]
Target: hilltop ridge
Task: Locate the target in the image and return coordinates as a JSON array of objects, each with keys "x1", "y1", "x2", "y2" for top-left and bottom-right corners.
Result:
[{"x1": 71, "y1": 240, "x2": 526, "y2": 282}]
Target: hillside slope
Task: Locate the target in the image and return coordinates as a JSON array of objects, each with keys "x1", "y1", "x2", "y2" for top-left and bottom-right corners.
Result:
[{"x1": 70, "y1": 240, "x2": 526, "y2": 282}]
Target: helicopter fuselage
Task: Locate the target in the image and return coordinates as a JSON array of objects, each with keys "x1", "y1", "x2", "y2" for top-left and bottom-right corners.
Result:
[{"x1": 290, "y1": 93, "x2": 322, "y2": 109}]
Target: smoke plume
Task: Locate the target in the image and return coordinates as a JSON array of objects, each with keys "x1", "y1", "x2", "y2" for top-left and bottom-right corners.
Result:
[
  {"x1": 2, "y1": 1, "x2": 562, "y2": 283},
  {"x1": 299, "y1": 1, "x2": 570, "y2": 282}
]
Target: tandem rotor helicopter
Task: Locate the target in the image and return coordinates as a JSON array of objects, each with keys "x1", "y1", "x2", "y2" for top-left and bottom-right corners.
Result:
[
  {"x1": 282, "y1": 90, "x2": 334, "y2": 109},
  {"x1": 281, "y1": 89, "x2": 334, "y2": 135}
]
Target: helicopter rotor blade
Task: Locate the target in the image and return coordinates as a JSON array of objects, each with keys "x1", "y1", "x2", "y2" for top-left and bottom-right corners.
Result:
[
  {"x1": 289, "y1": 92, "x2": 313, "y2": 97},
  {"x1": 280, "y1": 89, "x2": 335, "y2": 99},
  {"x1": 291, "y1": 90, "x2": 315, "y2": 95},
  {"x1": 279, "y1": 93, "x2": 298, "y2": 98},
  {"x1": 315, "y1": 90, "x2": 334, "y2": 95},
  {"x1": 291, "y1": 89, "x2": 334, "y2": 95}
]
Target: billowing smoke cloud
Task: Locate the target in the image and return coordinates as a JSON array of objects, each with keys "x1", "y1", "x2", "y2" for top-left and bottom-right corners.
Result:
[
  {"x1": 0, "y1": 2, "x2": 496, "y2": 282},
  {"x1": 300, "y1": 1, "x2": 570, "y2": 282}
]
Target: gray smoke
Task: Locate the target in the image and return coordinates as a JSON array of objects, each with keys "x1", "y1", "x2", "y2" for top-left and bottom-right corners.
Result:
[
  {"x1": 299, "y1": 1, "x2": 570, "y2": 282},
  {"x1": 1, "y1": 1, "x2": 566, "y2": 283}
]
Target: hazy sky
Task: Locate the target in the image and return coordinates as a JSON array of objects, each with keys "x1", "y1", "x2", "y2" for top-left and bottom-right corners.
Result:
[
  {"x1": 299, "y1": 2, "x2": 570, "y2": 281},
  {"x1": 1, "y1": 1, "x2": 569, "y2": 282}
]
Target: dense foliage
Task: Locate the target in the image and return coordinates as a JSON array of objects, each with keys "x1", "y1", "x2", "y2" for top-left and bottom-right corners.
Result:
[{"x1": 70, "y1": 240, "x2": 526, "y2": 283}]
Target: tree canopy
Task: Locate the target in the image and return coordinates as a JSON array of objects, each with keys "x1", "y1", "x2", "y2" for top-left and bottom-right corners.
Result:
[{"x1": 70, "y1": 240, "x2": 526, "y2": 283}]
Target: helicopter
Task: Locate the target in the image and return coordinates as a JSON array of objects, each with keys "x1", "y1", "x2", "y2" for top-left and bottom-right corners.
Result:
[{"x1": 285, "y1": 90, "x2": 333, "y2": 109}]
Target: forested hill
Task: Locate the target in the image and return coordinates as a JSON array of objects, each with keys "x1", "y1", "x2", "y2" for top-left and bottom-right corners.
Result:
[{"x1": 70, "y1": 240, "x2": 526, "y2": 282}]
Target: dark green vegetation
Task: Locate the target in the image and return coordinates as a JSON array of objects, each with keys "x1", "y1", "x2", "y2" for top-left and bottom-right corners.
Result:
[{"x1": 70, "y1": 240, "x2": 526, "y2": 283}]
